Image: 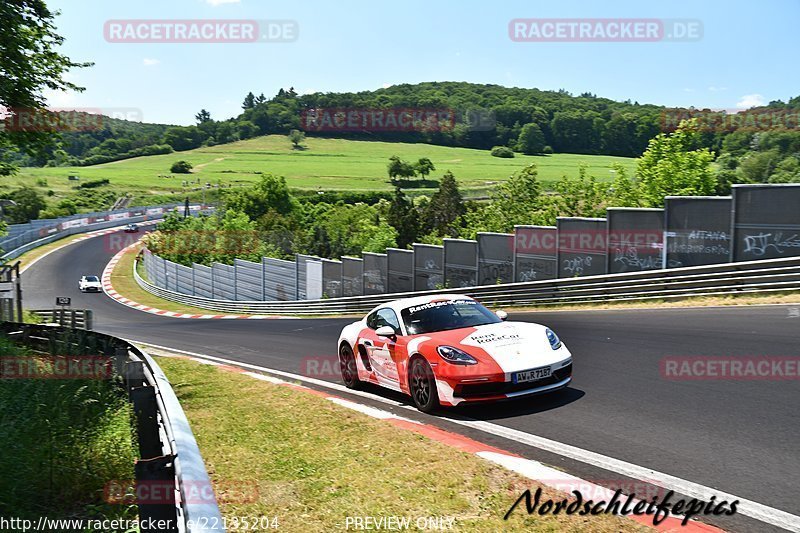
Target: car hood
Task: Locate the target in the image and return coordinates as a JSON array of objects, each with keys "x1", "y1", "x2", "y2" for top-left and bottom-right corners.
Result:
[{"x1": 442, "y1": 321, "x2": 570, "y2": 373}]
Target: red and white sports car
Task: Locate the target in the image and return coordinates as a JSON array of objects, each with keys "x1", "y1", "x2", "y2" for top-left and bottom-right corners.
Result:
[{"x1": 337, "y1": 294, "x2": 573, "y2": 413}]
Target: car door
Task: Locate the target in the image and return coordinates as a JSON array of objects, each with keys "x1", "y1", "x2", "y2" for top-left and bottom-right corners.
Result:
[{"x1": 361, "y1": 308, "x2": 402, "y2": 386}]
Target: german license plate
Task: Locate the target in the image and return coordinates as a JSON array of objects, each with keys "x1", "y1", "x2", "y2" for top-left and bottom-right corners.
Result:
[{"x1": 513, "y1": 366, "x2": 552, "y2": 384}]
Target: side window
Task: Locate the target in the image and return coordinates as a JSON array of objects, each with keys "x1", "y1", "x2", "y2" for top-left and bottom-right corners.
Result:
[
  {"x1": 376, "y1": 309, "x2": 401, "y2": 332},
  {"x1": 366, "y1": 311, "x2": 378, "y2": 330}
]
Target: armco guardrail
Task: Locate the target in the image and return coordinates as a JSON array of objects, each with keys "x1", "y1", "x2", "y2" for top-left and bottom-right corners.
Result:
[
  {"x1": 31, "y1": 308, "x2": 93, "y2": 329},
  {"x1": 0, "y1": 323, "x2": 224, "y2": 533},
  {"x1": 0, "y1": 203, "x2": 208, "y2": 262},
  {"x1": 134, "y1": 255, "x2": 800, "y2": 315}
]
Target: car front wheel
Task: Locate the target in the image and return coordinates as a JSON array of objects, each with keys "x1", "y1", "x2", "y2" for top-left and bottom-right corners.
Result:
[
  {"x1": 409, "y1": 357, "x2": 440, "y2": 413},
  {"x1": 339, "y1": 343, "x2": 361, "y2": 389}
]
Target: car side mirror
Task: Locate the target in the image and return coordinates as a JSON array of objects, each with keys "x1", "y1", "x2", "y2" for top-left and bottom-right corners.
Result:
[
  {"x1": 495, "y1": 310, "x2": 508, "y2": 321},
  {"x1": 375, "y1": 325, "x2": 397, "y2": 338}
]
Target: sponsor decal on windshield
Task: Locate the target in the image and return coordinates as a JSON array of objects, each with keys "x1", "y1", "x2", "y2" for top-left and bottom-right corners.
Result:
[{"x1": 407, "y1": 299, "x2": 476, "y2": 314}]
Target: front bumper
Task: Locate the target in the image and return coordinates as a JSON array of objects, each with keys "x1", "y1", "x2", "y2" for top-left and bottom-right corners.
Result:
[
  {"x1": 436, "y1": 359, "x2": 573, "y2": 406},
  {"x1": 454, "y1": 363, "x2": 572, "y2": 399},
  {"x1": 82, "y1": 286, "x2": 102, "y2": 292}
]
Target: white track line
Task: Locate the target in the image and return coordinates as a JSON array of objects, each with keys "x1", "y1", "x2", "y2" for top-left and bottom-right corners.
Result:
[
  {"x1": 328, "y1": 397, "x2": 421, "y2": 423},
  {"x1": 133, "y1": 340, "x2": 800, "y2": 532}
]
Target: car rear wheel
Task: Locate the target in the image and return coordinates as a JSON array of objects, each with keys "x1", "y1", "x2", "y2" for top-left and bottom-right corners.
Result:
[
  {"x1": 339, "y1": 343, "x2": 360, "y2": 389},
  {"x1": 410, "y1": 358, "x2": 439, "y2": 413}
]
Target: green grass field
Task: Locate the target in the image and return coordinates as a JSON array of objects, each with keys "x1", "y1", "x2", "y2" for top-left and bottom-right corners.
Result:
[{"x1": 12, "y1": 135, "x2": 637, "y2": 203}]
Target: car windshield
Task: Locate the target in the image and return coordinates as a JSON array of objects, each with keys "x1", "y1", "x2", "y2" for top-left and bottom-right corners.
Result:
[
  {"x1": 401, "y1": 299, "x2": 501, "y2": 335},
  {"x1": 85, "y1": 276, "x2": 99, "y2": 282}
]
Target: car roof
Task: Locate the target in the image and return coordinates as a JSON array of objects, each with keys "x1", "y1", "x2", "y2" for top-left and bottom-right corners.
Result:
[{"x1": 369, "y1": 294, "x2": 474, "y2": 316}]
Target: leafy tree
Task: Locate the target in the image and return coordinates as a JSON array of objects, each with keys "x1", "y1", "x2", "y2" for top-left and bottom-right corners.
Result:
[
  {"x1": 215, "y1": 121, "x2": 235, "y2": 144},
  {"x1": 56, "y1": 198, "x2": 78, "y2": 215},
  {"x1": 224, "y1": 173, "x2": 298, "y2": 220},
  {"x1": 550, "y1": 110, "x2": 603, "y2": 154},
  {"x1": 242, "y1": 92, "x2": 256, "y2": 110},
  {"x1": 309, "y1": 225, "x2": 332, "y2": 258},
  {"x1": 542, "y1": 145, "x2": 554, "y2": 154},
  {"x1": 552, "y1": 163, "x2": 608, "y2": 217},
  {"x1": 387, "y1": 156, "x2": 416, "y2": 181},
  {"x1": 423, "y1": 171, "x2": 465, "y2": 237},
  {"x1": 0, "y1": 0, "x2": 92, "y2": 175},
  {"x1": 736, "y1": 149, "x2": 781, "y2": 183},
  {"x1": 237, "y1": 121, "x2": 258, "y2": 140},
  {"x1": 516, "y1": 123, "x2": 546, "y2": 154},
  {"x1": 195, "y1": 109, "x2": 212, "y2": 124},
  {"x1": 4, "y1": 187, "x2": 46, "y2": 223},
  {"x1": 387, "y1": 187, "x2": 420, "y2": 248},
  {"x1": 170, "y1": 160, "x2": 193, "y2": 174},
  {"x1": 288, "y1": 129, "x2": 306, "y2": 149},
  {"x1": 768, "y1": 156, "x2": 800, "y2": 183},
  {"x1": 464, "y1": 164, "x2": 551, "y2": 236},
  {"x1": 143, "y1": 210, "x2": 266, "y2": 266},
  {"x1": 608, "y1": 164, "x2": 641, "y2": 207},
  {"x1": 636, "y1": 119, "x2": 717, "y2": 207},
  {"x1": 162, "y1": 126, "x2": 207, "y2": 151},
  {"x1": 306, "y1": 202, "x2": 397, "y2": 257},
  {"x1": 414, "y1": 157, "x2": 435, "y2": 179},
  {"x1": 602, "y1": 113, "x2": 638, "y2": 156}
]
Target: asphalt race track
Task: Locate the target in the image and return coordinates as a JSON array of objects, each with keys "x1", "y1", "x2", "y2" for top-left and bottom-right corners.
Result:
[{"x1": 24, "y1": 229, "x2": 800, "y2": 533}]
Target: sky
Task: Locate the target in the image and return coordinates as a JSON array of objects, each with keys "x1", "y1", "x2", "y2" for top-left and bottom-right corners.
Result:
[{"x1": 44, "y1": 0, "x2": 800, "y2": 126}]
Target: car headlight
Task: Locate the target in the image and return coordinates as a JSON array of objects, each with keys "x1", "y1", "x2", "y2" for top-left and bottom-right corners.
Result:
[
  {"x1": 437, "y1": 345, "x2": 478, "y2": 365},
  {"x1": 545, "y1": 328, "x2": 562, "y2": 350}
]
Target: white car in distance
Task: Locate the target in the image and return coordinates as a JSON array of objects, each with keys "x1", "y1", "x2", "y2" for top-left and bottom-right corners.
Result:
[{"x1": 78, "y1": 275, "x2": 102, "y2": 293}]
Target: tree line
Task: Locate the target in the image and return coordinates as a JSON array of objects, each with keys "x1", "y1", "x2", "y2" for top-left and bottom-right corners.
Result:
[{"x1": 6, "y1": 81, "x2": 800, "y2": 173}]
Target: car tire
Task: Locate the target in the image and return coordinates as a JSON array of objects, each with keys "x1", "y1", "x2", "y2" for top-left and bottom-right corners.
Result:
[
  {"x1": 339, "y1": 343, "x2": 361, "y2": 389},
  {"x1": 409, "y1": 357, "x2": 440, "y2": 413}
]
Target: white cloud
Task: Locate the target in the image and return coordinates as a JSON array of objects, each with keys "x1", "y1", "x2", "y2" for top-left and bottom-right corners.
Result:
[
  {"x1": 205, "y1": 0, "x2": 240, "y2": 5},
  {"x1": 43, "y1": 88, "x2": 78, "y2": 108},
  {"x1": 735, "y1": 94, "x2": 766, "y2": 109},
  {"x1": 143, "y1": 58, "x2": 160, "y2": 67}
]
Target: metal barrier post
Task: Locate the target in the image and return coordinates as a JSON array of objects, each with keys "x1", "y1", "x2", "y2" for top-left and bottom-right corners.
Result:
[
  {"x1": 135, "y1": 455, "x2": 179, "y2": 533},
  {"x1": 131, "y1": 385, "x2": 163, "y2": 459}
]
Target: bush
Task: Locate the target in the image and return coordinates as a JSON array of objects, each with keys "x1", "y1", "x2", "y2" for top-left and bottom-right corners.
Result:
[
  {"x1": 543, "y1": 145, "x2": 554, "y2": 154},
  {"x1": 490, "y1": 146, "x2": 515, "y2": 158},
  {"x1": 170, "y1": 160, "x2": 193, "y2": 174},
  {"x1": 76, "y1": 144, "x2": 173, "y2": 166},
  {"x1": 77, "y1": 178, "x2": 110, "y2": 189},
  {"x1": 294, "y1": 190, "x2": 392, "y2": 205}
]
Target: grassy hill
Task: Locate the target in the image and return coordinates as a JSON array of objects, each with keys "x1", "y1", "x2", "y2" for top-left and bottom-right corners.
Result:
[{"x1": 13, "y1": 135, "x2": 638, "y2": 204}]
